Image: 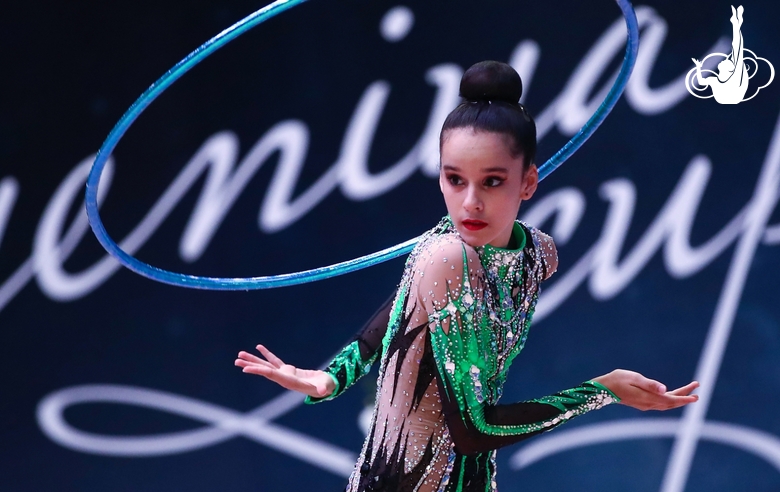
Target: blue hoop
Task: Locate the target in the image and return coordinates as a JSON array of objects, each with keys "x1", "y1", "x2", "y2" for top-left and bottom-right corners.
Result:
[{"x1": 85, "y1": 0, "x2": 639, "y2": 290}]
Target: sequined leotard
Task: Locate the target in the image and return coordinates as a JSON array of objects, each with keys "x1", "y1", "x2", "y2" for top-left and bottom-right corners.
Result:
[{"x1": 306, "y1": 217, "x2": 618, "y2": 491}]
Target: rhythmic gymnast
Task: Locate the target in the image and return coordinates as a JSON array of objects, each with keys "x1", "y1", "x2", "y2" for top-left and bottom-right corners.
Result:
[{"x1": 235, "y1": 61, "x2": 699, "y2": 491}]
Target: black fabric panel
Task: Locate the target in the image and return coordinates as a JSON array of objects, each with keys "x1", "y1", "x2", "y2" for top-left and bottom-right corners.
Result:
[{"x1": 355, "y1": 290, "x2": 397, "y2": 361}]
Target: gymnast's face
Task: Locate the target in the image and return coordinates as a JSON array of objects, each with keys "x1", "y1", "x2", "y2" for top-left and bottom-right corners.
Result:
[{"x1": 439, "y1": 128, "x2": 537, "y2": 248}]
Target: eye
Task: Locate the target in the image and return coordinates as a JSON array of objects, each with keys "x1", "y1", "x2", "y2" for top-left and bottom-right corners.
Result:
[
  {"x1": 446, "y1": 174, "x2": 464, "y2": 186},
  {"x1": 483, "y1": 176, "x2": 505, "y2": 187}
]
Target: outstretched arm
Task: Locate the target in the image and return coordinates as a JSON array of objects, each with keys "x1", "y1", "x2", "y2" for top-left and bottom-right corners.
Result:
[
  {"x1": 419, "y1": 241, "x2": 697, "y2": 455},
  {"x1": 433, "y1": 356, "x2": 698, "y2": 455},
  {"x1": 236, "y1": 290, "x2": 396, "y2": 401}
]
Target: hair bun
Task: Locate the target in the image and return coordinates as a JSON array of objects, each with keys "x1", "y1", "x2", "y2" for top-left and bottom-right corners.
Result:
[{"x1": 460, "y1": 60, "x2": 523, "y2": 104}]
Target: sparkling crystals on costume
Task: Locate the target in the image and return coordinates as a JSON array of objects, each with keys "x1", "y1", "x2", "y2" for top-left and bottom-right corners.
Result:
[
  {"x1": 307, "y1": 216, "x2": 618, "y2": 491},
  {"x1": 469, "y1": 365, "x2": 484, "y2": 404},
  {"x1": 305, "y1": 340, "x2": 375, "y2": 403}
]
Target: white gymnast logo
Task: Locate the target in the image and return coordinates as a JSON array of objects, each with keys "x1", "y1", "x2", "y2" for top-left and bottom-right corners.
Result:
[{"x1": 685, "y1": 5, "x2": 774, "y2": 104}]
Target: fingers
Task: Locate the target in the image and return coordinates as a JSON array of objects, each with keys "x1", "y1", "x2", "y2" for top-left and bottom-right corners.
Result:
[
  {"x1": 631, "y1": 391, "x2": 696, "y2": 411},
  {"x1": 664, "y1": 392, "x2": 699, "y2": 408},
  {"x1": 632, "y1": 374, "x2": 666, "y2": 394},
  {"x1": 242, "y1": 364, "x2": 294, "y2": 387},
  {"x1": 236, "y1": 351, "x2": 265, "y2": 365},
  {"x1": 612, "y1": 373, "x2": 700, "y2": 411},
  {"x1": 234, "y1": 357, "x2": 272, "y2": 370},
  {"x1": 237, "y1": 361, "x2": 271, "y2": 375},
  {"x1": 235, "y1": 351, "x2": 276, "y2": 370},
  {"x1": 234, "y1": 345, "x2": 286, "y2": 370},
  {"x1": 242, "y1": 364, "x2": 315, "y2": 394},
  {"x1": 645, "y1": 381, "x2": 699, "y2": 410},
  {"x1": 257, "y1": 344, "x2": 285, "y2": 367},
  {"x1": 669, "y1": 381, "x2": 700, "y2": 396}
]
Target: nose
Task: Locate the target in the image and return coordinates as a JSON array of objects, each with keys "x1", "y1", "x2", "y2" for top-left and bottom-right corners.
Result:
[{"x1": 463, "y1": 185, "x2": 483, "y2": 212}]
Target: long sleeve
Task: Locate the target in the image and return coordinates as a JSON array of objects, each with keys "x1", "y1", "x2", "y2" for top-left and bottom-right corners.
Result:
[
  {"x1": 305, "y1": 290, "x2": 396, "y2": 404},
  {"x1": 418, "y1": 235, "x2": 618, "y2": 455},
  {"x1": 430, "y1": 332, "x2": 617, "y2": 455}
]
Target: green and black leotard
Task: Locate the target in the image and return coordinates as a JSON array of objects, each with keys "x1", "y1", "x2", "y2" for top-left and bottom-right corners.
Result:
[{"x1": 307, "y1": 216, "x2": 618, "y2": 492}]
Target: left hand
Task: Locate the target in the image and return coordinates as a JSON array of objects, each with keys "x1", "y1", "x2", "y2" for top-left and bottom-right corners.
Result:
[{"x1": 593, "y1": 369, "x2": 699, "y2": 411}]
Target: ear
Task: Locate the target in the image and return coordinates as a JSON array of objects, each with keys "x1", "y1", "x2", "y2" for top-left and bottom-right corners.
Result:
[
  {"x1": 439, "y1": 171, "x2": 445, "y2": 193},
  {"x1": 521, "y1": 165, "x2": 538, "y2": 200}
]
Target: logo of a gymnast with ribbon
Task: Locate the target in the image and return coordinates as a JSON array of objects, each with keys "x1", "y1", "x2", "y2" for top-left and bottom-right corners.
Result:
[{"x1": 685, "y1": 5, "x2": 774, "y2": 104}]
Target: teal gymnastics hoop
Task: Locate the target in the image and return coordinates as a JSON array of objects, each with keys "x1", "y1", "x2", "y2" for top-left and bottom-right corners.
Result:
[{"x1": 85, "y1": 0, "x2": 639, "y2": 290}]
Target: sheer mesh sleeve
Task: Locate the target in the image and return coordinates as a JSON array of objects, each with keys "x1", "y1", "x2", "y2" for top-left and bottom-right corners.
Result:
[
  {"x1": 305, "y1": 290, "x2": 396, "y2": 404},
  {"x1": 418, "y1": 238, "x2": 617, "y2": 455}
]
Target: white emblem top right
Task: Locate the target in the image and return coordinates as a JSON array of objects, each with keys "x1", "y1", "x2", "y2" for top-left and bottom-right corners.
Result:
[{"x1": 685, "y1": 5, "x2": 774, "y2": 104}]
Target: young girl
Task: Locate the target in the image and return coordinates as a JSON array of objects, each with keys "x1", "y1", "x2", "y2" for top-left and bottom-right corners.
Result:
[{"x1": 235, "y1": 61, "x2": 699, "y2": 491}]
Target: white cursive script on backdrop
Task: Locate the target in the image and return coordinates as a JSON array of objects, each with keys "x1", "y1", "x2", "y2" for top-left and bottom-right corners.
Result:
[{"x1": 7, "y1": 5, "x2": 776, "y2": 491}]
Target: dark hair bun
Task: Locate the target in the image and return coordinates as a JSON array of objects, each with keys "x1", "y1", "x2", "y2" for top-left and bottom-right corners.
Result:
[{"x1": 460, "y1": 60, "x2": 523, "y2": 104}]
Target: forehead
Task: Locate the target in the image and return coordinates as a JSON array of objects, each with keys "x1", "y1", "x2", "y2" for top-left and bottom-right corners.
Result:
[{"x1": 440, "y1": 128, "x2": 523, "y2": 171}]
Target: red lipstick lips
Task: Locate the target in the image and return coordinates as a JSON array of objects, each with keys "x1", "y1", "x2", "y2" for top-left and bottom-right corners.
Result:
[{"x1": 462, "y1": 219, "x2": 487, "y2": 231}]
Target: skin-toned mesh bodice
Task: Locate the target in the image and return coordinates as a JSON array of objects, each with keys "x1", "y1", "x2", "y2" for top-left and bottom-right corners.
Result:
[{"x1": 307, "y1": 217, "x2": 617, "y2": 492}]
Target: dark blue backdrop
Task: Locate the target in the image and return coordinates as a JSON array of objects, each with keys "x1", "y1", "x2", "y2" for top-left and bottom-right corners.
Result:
[{"x1": 2, "y1": 0, "x2": 779, "y2": 490}]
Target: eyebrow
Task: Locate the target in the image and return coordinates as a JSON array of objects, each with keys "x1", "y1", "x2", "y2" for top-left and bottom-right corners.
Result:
[{"x1": 441, "y1": 164, "x2": 509, "y2": 173}]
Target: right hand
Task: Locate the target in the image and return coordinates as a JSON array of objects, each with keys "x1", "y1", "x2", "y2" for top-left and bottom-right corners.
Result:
[{"x1": 235, "y1": 344, "x2": 335, "y2": 398}]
